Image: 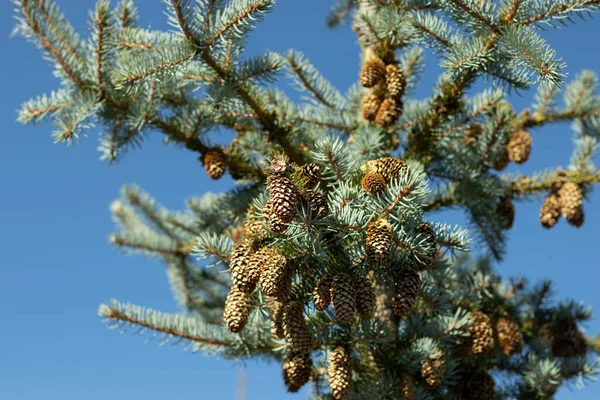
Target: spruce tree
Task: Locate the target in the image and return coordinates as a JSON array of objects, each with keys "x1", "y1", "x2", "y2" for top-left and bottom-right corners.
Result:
[{"x1": 12, "y1": 0, "x2": 600, "y2": 398}]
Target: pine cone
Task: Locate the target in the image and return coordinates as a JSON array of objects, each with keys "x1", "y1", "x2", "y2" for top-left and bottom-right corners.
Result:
[
  {"x1": 366, "y1": 219, "x2": 393, "y2": 265},
  {"x1": 548, "y1": 316, "x2": 588, "y2": 357},
  {"x1": 361, "y1": 172, "x2": 386, "y2": 195},
  {"x1": 331, "y1": 273, "x2": 357, "y2": 323},
  {"x1": 392, "y1": 268, "x2": 420, "y2": 317},
  {"x1": 493, "y1": 148, "x2": 510, "y2": 171},
  {"x1": 360, "y1": 57, "x2": 386, "y2": 87},
  {"x1": 305, "y1": 191, "x2": 329, "y2": 219},
  {"x1": 229, "y1": 242, "x2": 256, "y2": 293},
  {"x1": 376, "y1": 97, "x2": 403, "y2": 128},
  {"x1": 361, "y1": 93, "x2": 382, "y2": 121},
  {"x1": 354, "y1": 276, "x2": 376, "y2": 318},
  {"x1": 466, "y1": 311, "x2": 494, "y2": 356},
  {"x1": 244, "y1": 220, "x2": 269, "y2": 244},
  {"x1": 507, "y1": 131, "x2": 532, "y2": 164},
  {"x1": 202, "y1": 148, "x2": 227, "y2": 180},
  {"x1": 259, "y1": 248, "x2": 288, "y2": 297},
  {"x1": 558, "y1": 181, "x2": 583, "y2": 224},
  {"x1": 224, "y1": 285, "x2": 252, "y2": 333},
  {"x1": 283, "y1": 301, "x2": 313, "y2": 353},
  {"x1": 495, "y1": 317, "x2": 523, "y2": 356},
  {"x1": 453, "y1": 370, "x2": 495, "y2": 400},
  {"x1": 313, "y1": 274, "x2": 332, "y2": 311},
  {"x1": 569, "y1": 207, "x2": 585, "y2": 227},
  {"x1": 414, "y1": 222, "x2": 437, "y2": 270},
  {"x1": 539, "y1": 193, "x2": 561, "y2": 229},
  {"x1": 400, "y1": 375, "x2": 414, "y2": 400},
  {"x1": 263, "y1": 200, "x2": 288, "y2": 234},
  {"x1": 276, "y1": 270, "x2": 293, "y2": 302},
  {"x1": 551, "y1": 170, "x2": 569, "y2": 192},
  {"x1": 269, "y1": 176, "x2": 298, "y2": 223},
  {"x1": 269, "y1": 154, "x2": 288, "y2": 176},
  {"x1": 386, "y1": 64, "x2": 406, "y2": 99},
  {"x1": 497, "y1": 196, "x2": 515, "y2": 230},
  {"x1": 271, "y1": 301, "x2": 285, "y2": 339},
  {"x1": 462, "y1": 123, "x2": 483, "y2": 146},
  {"x1": 421, "y1": 353, "x2": 445, "y2": 388},
  {"x1": 283, "y1": 351, "x2": 312, "y2": 392},
  {"x1": 298, "y1": 163, "x2": 321, "y2": 189},
  {"x1": 328, "y1": 346, "x2": 352, "y2": 400},
  {"x1": 362, "y1": 157, "x2": 409, "y2": 183}
]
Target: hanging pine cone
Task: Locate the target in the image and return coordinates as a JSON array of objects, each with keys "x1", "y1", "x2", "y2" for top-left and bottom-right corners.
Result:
[
  {"x1": 466, "y1": 311, "x2": 494, "y2": 356},
  {"x1": 548, "y1": 316, "x2": 588, "y2": 358},
  {"x1": 298, "y1": 163, "x2": 321, "y2": 189},
  {"x1": 229, "y1": 242, "x2": 256, "y2": 293},
  {"x1": 201, "y1": 148, "x2": 227, "y2": 180},
  {"x1": 462, "y1": 123, "x2": 483, "y2": 146},
  {"x1": 376, "y1": 97, "x2": 403, "y2": 128},
  {"x1": 331, "y1": 273, "x2": 357, "y2": 323},
  {"x1": 400, "y1": 375, "x2": 414, "y2": 400},
  {"x1": 507, "y1": 131, "x2": 532, "y2": 164},
  {"x1": 313, "y1": 274, "x2": 332, "y2": 311},
  {"x1": 366, "y1": 219, "x2": 393, "y2": 265},
  {"x1": 354, "y1": 276, "x2": 376, "y2": 318},
  {"x1": 386, "y1": 64, "x2": 406, "y2": 99},
  {"x1": 269, "y1": 176, "x2": 298, "y2": 223},
  {"x1": 244, "y1": 220, "x2": 269, "y2": 244},
  {"x1": 361, "y1": 93, "x2": 382, "y2": 122},
  {"x1": 263, "y1": 200, "x2": 287, "y2": 234},
  {"x1": 392, "y1": 268, "x2": 420, "y2": 317},
  {"x1": 269, "y1": 154, "x2": 288, "y2": 176},
  {"x1": 362, "y1": 157, "x2": 409, "y2": 183},
  {"x1": 414, "y1": 222, "x2": 437, "y2": 270},
  {"x1": 569, "y1": 207, "x2": 585, "y2": 227},
  {"x1": 360, "y1": 57, "x2": 386, "y2": 87},
  {"x1": 361, "y1": 172, "x2": 386, "y2": 195},
  {"x1": 328, "y1": 346, "x2": 352, "y2": 400},
  {"x1": 453, "y1": 370, "x2": 495, "y2": 400},
  {"x1": 224, "y1": 285, "x2": 252, "y2": 333},
  {"x1": 276, "y1": 270, "x2": 293, "y2": 302},
  {"x1": 539, "y1": 193, "x2": 561, "y2": 229},
  {"x1": 283, "y1": 301, "x2": 313, "y2": 353},
  {"x1": 282, "y1": 351, "x2": 313, "y2": 392},
  {"x1": 558, "y1": 181, "x2": 584, "y2": 224},
  {"x1": 497, "y1": 196, "x2": 515, "y2": 230},
  {"x1": 305, "y1": 191, "x2": 329, "y2": 219},
  {"x1": 495, "y1": 317, "x2": 523, "y2": 356},
  {"x1": 259, "y1": 248, "x2": 288, "y2": 297},
  {"x1": 421, "y1": 352, "x2": 445, "y2": 388},
  {"x1": 271, "y1": 302, "x2": 285, "y2": 339},
  {"x1": 493, "y1": 148, "x2": 510, "y2": 171}
]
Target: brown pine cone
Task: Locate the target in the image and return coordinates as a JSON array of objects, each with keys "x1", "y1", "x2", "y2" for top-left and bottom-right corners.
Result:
[
  {"x1": 269, "y1": 154, "x2": 288, "y2": 176},
  {"x1": 539, "y1": 193, "x2": 561, "y2": 229},
  {"x1": 362, "y1": 157, "x2": 409, "y2": 183},
  {"x1": 283, "y1": 301, "x2": 313, "y2": 353},
  {"x1": 361, "y1": 172, "x2": 386, "y2": 195},
  {"x1": 507, "y1": 131, "x2": 532, "y2": 164},
  {"x1": 366, "y1": 219, "x2": 393, "y2": 266},
  {"x1": 493, "y1": 148, "x2": 510, "y2": 171},
  {"x1": 462, "y1": 123, "x2": 483, "y2": 146},
  {"x1": 386, "y1": 64, "x2": 406, "y2": 99},
  {"x1": 376, "y1": 97, "x2": 403, "y2": 128},
  {"x1": 495, "y1": 317, "x2": 523, "y2": 356},
  {"x1": 283, "y1": 351, "x2": 312, "y2": 392},
  {"x1": 569, "y1": 207, "x2": 585, "y2": 227},
  {"x1": 224, "y1": 285, "x2": 252, "y2": 333},
  {"x1": 331, "y1": 273, "x2": 357, "y2": 323},
  {"x1": 259, "y1": 248, "x2": 288, "y2": 297},
  {"x1": 313, "y1": 274, "x2": 332, "y2": 311},
  {"x1": 466, "y1": 311, "x2": 494, "y2": 356},
  {"x1": 400, "y1": 375, "x2": 414, "y2": 400},
  {"x1": 392, "y1": 268, "x2": 420, "y2": 317},
  {"x1": 229, "y1": 242, "x2": 256, "y2": 293},
  {"x1": 202, "y1": 148, "x2": 227, "y2": 180},
  {"x1": 558, "y1": 182, "x2": 584, "y2": 224},
  {"x1": 298, "y1": 163, "x2": 321, "y2": 189},
  {"x1": 414, "y1": 222, "x2": 437, "y2": 270},
  {"x1": 360, "y1": 57, "x2": 386, "y2": 87},
  {"x1": 354, "y1": 276, "x2": 376, "y2": 318},
  {"x1": 305, "y1": 191, "x2": 329, "y2": 219},
  {"x1": 328, "y1": 346, "x2": 352, "y2": 399},
  {"x1": 263, "y1": 200, "x2": 288, "y2": 234},
  {"x1": 548, "y1": 316, "x2": 588, "y2": 358},
  {"x1": 361, "y1": 93, "x2": 382, "y2": 122},
  {"x1": 271, "y1": 301, "x2": 285, "y2": 339},
  {"x1": 421, "y1": 352, "x2": 445, "y2": 388},
  {"x1": 497, "y1": 196, "x2": 515, "y2": 230},
  {"x1": 269, "y1": 176, "x2": 298, "y2": 223}
]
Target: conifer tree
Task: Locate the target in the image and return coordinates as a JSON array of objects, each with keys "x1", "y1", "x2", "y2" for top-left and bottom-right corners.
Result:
[{"x1": 13, "y1": 0, "x2": 600, "y2": 398}]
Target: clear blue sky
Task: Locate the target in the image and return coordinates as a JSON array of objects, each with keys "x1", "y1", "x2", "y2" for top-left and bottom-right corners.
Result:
[{"x1": 1, "y1": 1, "x2": 599, "y2": 399}]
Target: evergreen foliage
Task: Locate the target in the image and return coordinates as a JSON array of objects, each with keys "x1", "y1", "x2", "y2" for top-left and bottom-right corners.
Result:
[{"x1": 13, "y1": 0, "x2": 600, "y2": 398}]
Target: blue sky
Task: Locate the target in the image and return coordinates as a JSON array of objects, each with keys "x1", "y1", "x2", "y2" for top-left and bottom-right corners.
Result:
[{"x1": 1, "y1": 1, "x2": 600, "y2": 399}]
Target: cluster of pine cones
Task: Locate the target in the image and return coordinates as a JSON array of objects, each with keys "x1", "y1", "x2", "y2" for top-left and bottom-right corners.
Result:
[
  {"x1": 360, "y1": 57, "x2": 406, "y2": 127},
  {"x1": 539, "y1": 172, "x2": 585, "y2": 228}
]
